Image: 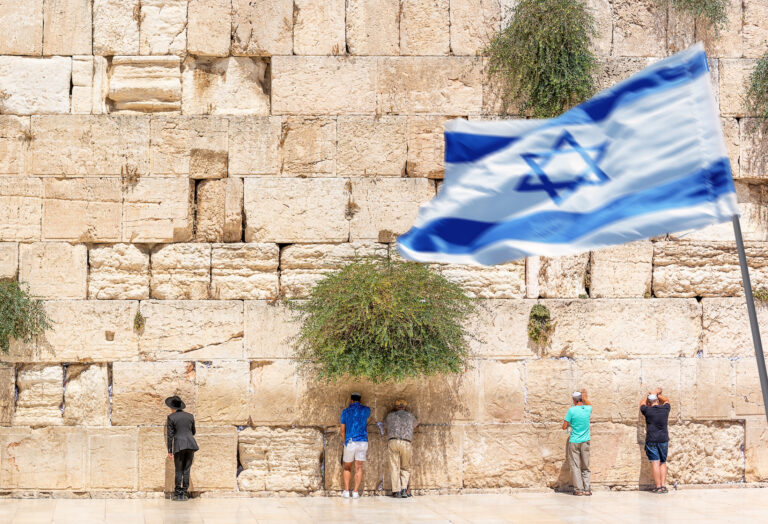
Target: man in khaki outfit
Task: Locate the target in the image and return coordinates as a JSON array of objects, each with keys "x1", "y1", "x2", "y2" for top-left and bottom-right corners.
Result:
[{"x1": 384, "y1": 399, "x2": 418, "y2": 498}]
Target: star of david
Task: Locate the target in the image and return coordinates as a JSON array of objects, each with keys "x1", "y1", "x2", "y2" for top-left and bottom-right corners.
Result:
[{"x1": 516, "y1": 131, "x2": 610, "y2": 204}]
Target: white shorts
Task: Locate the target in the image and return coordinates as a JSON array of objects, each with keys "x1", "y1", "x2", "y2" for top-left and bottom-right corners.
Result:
[{"x1": 343, "y1": 441, "x2": 369, "y2": 463}]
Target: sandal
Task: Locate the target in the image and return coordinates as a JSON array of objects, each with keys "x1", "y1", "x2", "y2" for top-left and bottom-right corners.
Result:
[
  {"x1": 573, "y1": 491, "x2": 584, "y2": 496},
  {"x1": 585, "y1": 490, "x2": 592, "y2": 496},
  {"x1": 659, "y1": 486, "x2": 668, "y2": 493}
]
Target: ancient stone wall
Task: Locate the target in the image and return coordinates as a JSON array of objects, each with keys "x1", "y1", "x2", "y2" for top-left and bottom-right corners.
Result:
[{"x1": 0, "y1": 0, "x2": 767, "y2": 496}]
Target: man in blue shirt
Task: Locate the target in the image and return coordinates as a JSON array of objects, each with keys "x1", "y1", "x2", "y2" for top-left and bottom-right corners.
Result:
[
  {"x1": 340, "y1": 392, "x2": 371, "y2": 498},
  {"x1": 562, "y1": 389, "x2": 592, "y2": 496}
]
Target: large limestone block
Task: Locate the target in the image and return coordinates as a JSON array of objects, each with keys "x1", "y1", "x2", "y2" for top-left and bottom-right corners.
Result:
[
  {"x1": 680, "y1": 358, "x2": 733, "y2": 420},
  {"x1": 87, "y1": 428, "x2": 139, "y2": 490},
  {"x1": 238, "y1": 427, "x2": 324, "y2": 492},
  {"x1": 196, "y1": 361, "x2": 249, "y2": 425},
  {"x1": 434, "y1": 261, "x2": 525, "y2": 299},
  {"x1": 190, "y1": 427, "x2": 238, "y2": 490},
  {"x1": 406, "y1": 116, "x2": 452, "y2": 178},
  {"x1": 400, "y1": 0, "x2": 450, "y2": 55},
  {"x1": 346, "y1": 0, "x2": 399, "y2": 55},
  {"x1": 30, "y1": 115, "x2": 150, "y2": 175},
  {"x1": 244, "y1": 301, "x2": 299, "y2": 359},
  {"x1": 640, "y1": 358, "x2": 682, "y2": 421},
  {"x1": 244, "y1": 178, "x2": 350, "y2": 243},
  {"x1": 526, "y1": 254, "x2": 589, "y2": 298},
  {"x1": 188, "y1": 0, "x2": 231, "y2": 57},
  {"x1": 734, "y1": 358, "x2": 765, "y2": 416},
  {"x1": 181, "y1": 57, "x2": 270, "y2": 115},
  {"x1": 480, "y1": 360, "x2": 524, "y2": 422},
  {"x1": 272, "y1": 57, "x2": 377, "y2": 115},
  {"x1": 139, "y1": 0, "x2": 187, "y2": 56},
  {"x1": 337, "y1": 116, "x2": 407, "y2": 176},
  {"x1": 294, "y1": 0, "x2": 345, "y2": 55},
  {"x1": 0, "y1": 364, "x2": 14, "y2": 425},
  {"x1": 612, "y1": 0, "x2": 666, "y2": 57},
  {"x1": 744, "y1": 0, "x2": 768, "y2": 58},
  {"x1": 122, "y1": 177, "x2": 194, "y2": 243},
  {"x1": 525, "y1": 360, "x2": 576, "y2": 422},
  {"x1": 211, "y1": 243, "x2": 279, "y2": 300},
  {"x1": 0, "y1": 116, "x2": 28, "y2": 174},
  {"x1": 0, "y1": 243, "x2": 17, "y2": 280},
  {"x1": 702, "y1": 298, "x2": 768, "y2": 357},
  {"x1": 666, "y1": 4, "x2": 695, "y2": 55},
  {"x1": 668, "y1": 422, "x2": 743, "y2": 484},
  {"x1": 573, "y1": 359, "x2": 642, "y2": 423},
  {"x1": 88, "y1": 244, "x2": 150, "y2": 300},
  {"x1": 590, "y1": 241, "x2": 653, "y2": 298},
  {"x1": 546, "y1": 299, "x2": 701, "y2": 359},
  {"x1": 150, "y1": 243, "x2": 211, "y2": 300},
  {"x1": 349, "y1": 178, "x2": 435, "y2": 241},
  {"x1": 19, "y1": 242, "x2": 87, "y2": 299},
  {"x1": 281, "y1": 117, "x2": 337, "y2": 175},
  {"x1": 249, "y1": 360, "x2": 300, "y2": 425},
  {"x1": 653, "y1": 241, "x2": 768, "y2": 297},
  {"x1": 43, "y1": 0, "x2": 91, "y2": 55},
  {"x1": 740, "y1": 118, "x2": 768, "y2": 180},
  {"x1": 139, "y1": 301, "x2": 244, "y2": 360},
  {"x1": 232, "y1": 0, "x2": 293, "y2": 56},
  {"x1": 0, "y1": 427, "x2": 86, "y2": 489},
  {"x1": 150, "y1": 116, "x2": 228, "y2": 177},
  {"x1": 0, "y1": 57, "x2": 70, "y2": 115},
  {"x1": 588, "y1": 423, "x2": 643, "y2": 486},
  {"x1": 719, "y1": 59, "x2": 756, "y2": 117},
  {"x1": 449, "y1": 0, "x2": 501, "y2": 56},
  {"x1": 378, "y1": 57, "x2": 483, "y2": 114},
  {"x1": 14, "y1": 364, "x2": 64, "y2": 426},
  {"x1": 138, "y1": 427, "x2": 173, "y2": 491},
  {"x1": 697, "y1": 0, "x2": 741, "y2": 58},
  {"x1": 196, "y1": 178, "x2": 244, "y2": 243},
  {"x1": 38, "y1": 300, "x2": 140, "y2": 362},
  {"x1": 745, "y1": 416, "x2": 768, "y2": 481},
  {"x1": 108, "y1": 56, "x2": 182, "y2": 112},
  {"x1": 585, "y1": 0, "x2": 612, "y2": 56},
  {"x1": 595, "y1": 57, "x2": 655, "y2": 92},
  {"x1": 228, "y1": 117, "x2": 282, "y2": 175},
  {"x1": 93, "y1": 0, "x2": 140, "y2": 55},
  {"x1": 64, "y1": 365, "x2": 110, "y2": 426},
  {"x1": 42, "y1": 178, "x2": 122, "y2": 242},
  {"x1": 112, "y1": 361, "x2": 196, "y2": 425},
  {"x1": 465, "y1": 299, "x2": 536, "y2": 358},
  {"x1": 0, "y1": 177, "x2": 42, "y2": 241},
  {"x1": 0, "y1": 0, "x2": 43, "y2": 55}
]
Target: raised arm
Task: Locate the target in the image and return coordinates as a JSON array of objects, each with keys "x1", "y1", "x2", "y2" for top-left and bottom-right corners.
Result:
[{"x1": 581, "y1": 388, "x2": 591, "y2": 406}]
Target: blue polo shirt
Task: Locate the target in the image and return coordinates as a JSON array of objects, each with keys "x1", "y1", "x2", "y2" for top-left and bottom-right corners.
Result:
[{"x1": 340, "y1": 402, "x2": 370, "y2": 445}]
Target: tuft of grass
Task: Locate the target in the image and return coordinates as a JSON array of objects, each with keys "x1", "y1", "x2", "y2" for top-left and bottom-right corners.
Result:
[
  {"x1": 528, "y1": 304, "x2": 554, "y2": 346},
  {"x1": 663, "y1": 0, "x2": 728, "y2": 32},
  {"x1": 0, "y1": 281, "x2": 51, "y2": 353},
  {"x1": 754, "y1": 287, "x2": 768, "y2": 303},
  {"x1": 745, "y1": 51, "x2": 768, "y2": 138},
  {"x1": 133, "y1": 309, "x2": 146, "y2": 333}
]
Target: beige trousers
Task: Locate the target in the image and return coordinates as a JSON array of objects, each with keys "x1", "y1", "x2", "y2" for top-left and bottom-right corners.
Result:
[
  {"x1": 388, "y1": 439, "x2": 413, "y2": 493},
  {"x1": 567, "y1": 441, "x2": 591, "y2": 492}
]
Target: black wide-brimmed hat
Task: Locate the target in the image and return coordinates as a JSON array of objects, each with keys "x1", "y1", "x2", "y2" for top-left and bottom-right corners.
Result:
[{"x1": 165, "y1": 396, "x2": 186, "y2": 409}]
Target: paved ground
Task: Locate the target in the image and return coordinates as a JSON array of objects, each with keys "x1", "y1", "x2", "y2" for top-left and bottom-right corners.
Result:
[{"x1": 0, "y1": 489, "x2": 761, "y2": 523}]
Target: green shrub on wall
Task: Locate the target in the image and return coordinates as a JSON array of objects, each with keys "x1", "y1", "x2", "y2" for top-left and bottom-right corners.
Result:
[
  {"x1": 528, "y1": 304, "x2": 553, "y2": 346},
  {"x1": 745, "y1": 51, "x2": 768, "y2": 138},
  {"x1": 484, "y1": 0, "x2": 597, "y2": 118},
  {"x1": 292, "y1": 258, "x2": 476, "y2": 383},
  {"x1": 0, "y1": 281, "x2": 51, "y2": 353},
  {"x1": 664, "y1": 0, "x2": 728, "y2": 31}
]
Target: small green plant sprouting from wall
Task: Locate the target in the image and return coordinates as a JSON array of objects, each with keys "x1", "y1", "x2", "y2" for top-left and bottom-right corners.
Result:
[
  {"x1": 0, "y1": 281, "x2": 51, "y2": 353},
  {"x1": 484, "y1": 0, "x2": 597, "y2": 118},
  {"x1": 664, "y1": 0, "x2": 728, "y2": 32},
  {"x1": 292, "y1": 258, "x2": 476, "y2": 383},
  {"x1": 528, "y1": 304, "x2": 554, "y2": 346},
  {"x1": 133, "y1": 309, "x2": 146, "y2": 333},
  {"x1": 745, "y1": 51, "x2": 768, "y2": 138},
  {"x1": 754, "y1": 287, "x2": 768, "y2": 304}
]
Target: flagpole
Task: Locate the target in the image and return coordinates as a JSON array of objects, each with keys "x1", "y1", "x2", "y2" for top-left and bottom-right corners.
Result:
[{"x1": 733, "y1": 215, "x2": 768, "y2": 425}]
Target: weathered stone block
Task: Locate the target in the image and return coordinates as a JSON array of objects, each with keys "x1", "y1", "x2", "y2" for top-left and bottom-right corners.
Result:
[
  {"x1": 188, "y1": 0, "x2": 231, "y2": 57},
  {"x1": 42, "y1": 178, "x2": 122, "y2": 242},
  {"x1": 14, "y1": 364, "x2": 63, "y2": 426},
  {"x1": 589, "y1": 423, "x2": 643, "y2": 486},
  {"x1": 30, "y1": 115, "x2": 150, "y2": 175},
  {"x1": 122, "y1": 177, "x2": 194, "y2": 243},
  {"x1": 653, "y1": 241, "x2": 768, "y2": 297},
  {"x1": 19, "y1": 242, "x2": 87, "y2": 299},
  {"x1": 93, "y1": 0, "x2": 140, "y2": 55},
  {"x1": 196, "y1": 361, "x2": 249, "y2": 425},
  {"x1": 43, "y1": 0, "x2": 91, "y2": 55},
  {"x1": 150, "y1": 116, "x2": 228, "y2": 177},
  {"x1": 697, "y1": 0, "x2": 741, "y2": 58},
  {"x1": 480, "y1": 360, "x2": 524, "y2": 422},
  {"x1": 190, "y1": 427, "x2": 238, "y2": 490},
  {"x1": 272, "y1": 57, "x2": 377, "y2": 115},
  {"x1": 0, "y1": 242, "x2": 17, "y2": 280},
  {"x1": 112, "y1": 361, "x2": 195, "y2": 425},
  {"x1": 746, "y1": 416, "x2": 768, "y2": 482},
  {"x1": 238, "y1": 427, "x2": 324, "y2": 492},
  {"x1": 346, "y1": 0, "x2": 399, "y2": 55},
  {"x1": 574, "y1": 359, "x2": 642, "y2": 423},
  {"x1": 88, "y1": 244, "x2": 150, "y2": 300},
  {"x1": 666, "y1": 3, "x2": 695, "y2": 55},
  {"x1": 211, "y1": 244, "x2": 278, "y2": 300},
  {"x1": 734, "y1": 358, "x2": 765, "y2": 416},
  {"x1": 640, "y1": 358, "x2": 682, "y2": 421},
  {"x1": 139, "y1": 0, "x2": 187, "y2": 56},
  {"x1": 0, "y1": 364, "x2": 14, "y2": 425},
  {"x1": 249, "y1": 360, "x2": 300, "y2": 425},
  {"x1": 400, "y1": 0, "x2": 450, "y2": 55},
  {"x1": 232, "y1": 0, "x2": 293, "y2": 56},
  {"x1": 181, "y1": 57, "x2": 270, "y2": 115},
  {"x1": 244, "y1": 178, "x2": 350, "y2": 243},
  {"x1": 281, "y1": 117, "x2": 336, "y2": 175},
  {"x1": 585, "y1": 0, "x2": 612, "y2": 56},
  {"x1": 349, "y1": 178, "x2": 434, "y2": 241},
  {"x1": 228, "y1": 117, "x2": 282, "y2": 175},
  {"x1": 744, "y1": 0, "x2": 768, "y2": 58},
  {"x1": 719, "y1": 59, "x2": 756, "y2": 117},
  {"x1": 108, "y1": 56, "x2": 182, "y2": 112},
  {"x1": 138, "y1": 427, "x2": 172, "y2": 491},
  {"x1": 294, "y1": 0, "x2": 345, "y2": 55},
  {"x1": 244, "y1": 301, "x2": 299, "y2": 359},
  {"x1": 0, "y1": 57, "x2": 70, "y2": 115},
  {"x1": 37, "y1": 300, "x2": 140, "y2": 362},
  {"x1": 668, "y1": 422, "x2": 743, "y2": 484},
  {"x1": 197, "y1": 178, "x2": 244, "y2": 243},
  {"x1": 740, "y1": 119, "x2": 768, "y2": 180},
  {"x1": 612, "y1": 0, "x2": 666, "y2": 57},
  {"x1": 702, "y1": 298, "x2": 768, "y2": 357},
  {"x1": 449, "y1": 0, "x2": 501, "y2": 56},
  {"x1": 525, "y1": 360, "x2": 576, "y2": 422},
  {"x1": 88, "y1": 427, "x2": 139, "y2": 489},
  {"x1": 337, "y1": 116, "x2": 407, "y2": 176},
  {"x1": 465, "y1": 299, "x2": 535, "y2": 358},
  {"x1": 64, "y1": 364, "x2": 110, "y2": 426},
  {"x1": 0, "y1": 0, "x2": 43, "y2": 55},
  {"x1": 139, "y1": 301, "x2": 244, "y2": 360},
  {"x1": 150, "y1": 243, "x2": 211, "y2": 300},
  {"x1": 0, "y1": 427, "x2": 86, "y2": 489},
  {"x1": 590, "y1": 241, "x2": 653, "y2": 298},
  {"x1": 0, "y1": 177, "x2": 42, "y2": 241},
  {"x1": 527, "y1": 254, "x2": 589, "y2": 298},
  {"x1": 595, "y1": 57, "x2": 655, "y2": 92},
  {"x1": 378, "y1": 57, "x2": 483, "y2": 114},
  {"x1": 680, "y1": 358, "x2": 733, "y2": 420},
  {"x1": 434, "y1": 261, "x2": 525, "y2": 299},
  {"x1": 406, "y1": 116, "x2": 452, "y2": 178},
  {"x1": 0, "y1": 116, "x2": 28, "y2": 174}
]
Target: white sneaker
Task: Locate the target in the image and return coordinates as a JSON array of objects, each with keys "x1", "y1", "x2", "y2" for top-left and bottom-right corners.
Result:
[
  {"x1": 341, "y1": 491, "x2": 350, "y2": 498},
  {"x1": 352, "y1": 492, "x2": 360, "y2": 499}
]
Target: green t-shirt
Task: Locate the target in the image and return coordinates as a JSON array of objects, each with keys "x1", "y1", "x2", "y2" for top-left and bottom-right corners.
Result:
[{"x1": 565, "y1": 405, "x2": 592, "y2": 443}]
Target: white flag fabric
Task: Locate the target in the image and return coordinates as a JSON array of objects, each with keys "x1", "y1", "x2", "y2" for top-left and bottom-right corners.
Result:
[{"x1": 397, "y1": 43, "x2": 738, "y2": 266}]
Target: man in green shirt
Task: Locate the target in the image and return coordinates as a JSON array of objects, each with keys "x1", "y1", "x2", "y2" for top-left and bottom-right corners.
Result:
[{"x1": 562, "y1": 389, "x2": 592, "y2": 496}]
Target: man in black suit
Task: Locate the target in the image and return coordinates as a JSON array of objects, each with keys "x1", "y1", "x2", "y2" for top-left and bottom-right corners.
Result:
[{"x1": 165, "y1": 396, "x2": 199, "y2": 501}]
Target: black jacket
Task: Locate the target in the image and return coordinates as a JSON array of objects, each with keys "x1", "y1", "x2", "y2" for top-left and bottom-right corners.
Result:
[{"x1": 166, "y1": 410, "x2": 199, "y2": 454}]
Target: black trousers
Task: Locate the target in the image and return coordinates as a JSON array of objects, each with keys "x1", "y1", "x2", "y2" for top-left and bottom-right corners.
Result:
[{"x1": 173, "y1": 449, "x2": 195, "y2": 495}]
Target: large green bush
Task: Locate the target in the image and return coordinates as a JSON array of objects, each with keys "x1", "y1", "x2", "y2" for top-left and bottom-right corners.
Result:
[
  {"x1": 0, "y1": 281, "x2": 51, "y2": 353},
  {"x1": 292, "y1": 258, "x2": 476, "y2": 383}
]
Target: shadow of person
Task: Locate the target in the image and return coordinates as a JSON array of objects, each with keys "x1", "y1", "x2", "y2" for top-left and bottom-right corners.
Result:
[
  {"x1": 637, "y1": 411, "x2": 654, "y2": 490},
  {"x1": 553, "y1": 436, "x2": 571, "y2": 492}
]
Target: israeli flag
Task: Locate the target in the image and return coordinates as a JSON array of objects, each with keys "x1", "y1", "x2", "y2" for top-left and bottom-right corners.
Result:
[{"x1": 397, "y1": 44, "x2": 738, "y2": 266}]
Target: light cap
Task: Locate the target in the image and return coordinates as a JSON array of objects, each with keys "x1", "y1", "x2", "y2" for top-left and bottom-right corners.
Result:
[{"x1": 572, "y1": 391, "x2": 582, "y2": 398}]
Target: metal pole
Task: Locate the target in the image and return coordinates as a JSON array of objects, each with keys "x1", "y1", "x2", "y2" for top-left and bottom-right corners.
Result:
[{"x1": 733, "y1": 214, "x2": 768, "y2": 425}]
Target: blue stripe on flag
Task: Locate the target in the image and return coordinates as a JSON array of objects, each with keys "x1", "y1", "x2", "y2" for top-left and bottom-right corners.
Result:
[{"x1": 444, "y1": 133, "x2": 520, "y2": 163}]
